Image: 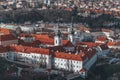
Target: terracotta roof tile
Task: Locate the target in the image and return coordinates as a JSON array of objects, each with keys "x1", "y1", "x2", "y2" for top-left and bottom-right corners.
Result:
[
  {"x1": 64, "y1": 8, "x2": 73, "y2": 11},
  {"x1": 115, "y1": 42, "x2": 120, "y2": 46},
  {"x1": 96, "y1": 36, "x2": 108, "y2": 41},
  {"x1": 0, "y1": 34, "x2": 18, "y2": 41},
  {"x1": 19, "y1": 33, "x2": 33, "y2": 37},
  {"x1": 47, "y1": 46, "x2": 65, "y2": 52},
  {"x1": 10, "y1": 45, "x2": 50, "y2": 55},
  {"x1": 75, "y1": 46, "x2": 96, "y2": 59},
  {"x1": 62, "y1": 40, "x2": 73, "y2": 47},
  {"x1": 54, "y1": 52, "x2": 86, "y2": 61},
  {"x1": 0, "y1": 28, "x2": 11, "y2": 34},
  {"x1": 107, "y1": 41, "x2": 120, "y2": 46},
  {"x1": 0, "y1": 46, "x2": 8, "y2": 53},
  {"x1": 99, "y1": 44, "x2": 109, "y2": 50},
  {"x1": 33, "y1": 34, "x2": 73, "y2": 47},
  {"x1": 80, "y1": 68, "x2": 86, "y2": 72},
  {"x1": 18, "y1": 39, "x2": 40, "y2": 47},
  {"x1": 107, "y1": 42, "x2": 116, "y2": 46}
]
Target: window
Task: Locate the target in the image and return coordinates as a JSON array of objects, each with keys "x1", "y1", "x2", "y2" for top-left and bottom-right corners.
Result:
[{"x1": 56, "y1": 40, "x2": 57, "y2": 44}]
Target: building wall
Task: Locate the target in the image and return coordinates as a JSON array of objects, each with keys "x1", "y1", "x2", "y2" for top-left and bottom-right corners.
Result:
[
  {"x1": 20, "y1": 26, "x2": 36, "y2": 33},
  {"x1": 8, "y1": 51, "x2": 15, "y2": 60},
  {"x1": 20, "y1": 37, "x2": 35, "y2": 42},
  {"x1": 95, "y1": 41, "x2": 106, "y2": 44},
  {"x1": 15, "y1": 52, "x2": 51, "y2": 68},
  {"x1": 54, "y1": 58, "x2": 83, "y2": 73},
  {"x1": 0, "y1": 52, "x2": 8, "y2": 58},
  {"x1": 64, "y1": 47, "x2": 74, "y2": 52}
]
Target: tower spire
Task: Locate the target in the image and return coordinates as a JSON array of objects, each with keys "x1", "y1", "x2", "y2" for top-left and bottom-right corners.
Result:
[{"x1": 54, "y1": 14, "x2": 62, "y2": 46}]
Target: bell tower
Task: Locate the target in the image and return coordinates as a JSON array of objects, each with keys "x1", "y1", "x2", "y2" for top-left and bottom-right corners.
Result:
[
  {"x1": 54, "y1": 25, "x2": 62, "y2": 46},
  {"x1": 68, "y1": 28, "x2": 75, "y2": 44}
]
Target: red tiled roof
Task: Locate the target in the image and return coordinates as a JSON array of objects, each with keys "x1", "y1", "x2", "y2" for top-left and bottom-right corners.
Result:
[
  {"x1": 54, "y1": 52, "x2": 87, "y2": 61},
  {"x1": 34, "y1": 34, "x2": 73, "y2": 47},
  {"x1": 115, "y1": 42, "x2": 120, "y2": 46},
  {"x1": 64, "y1": 8, "x2": 73, "y2": 11},
  {"x1": 19, "y1": 33, "x2": 33, "y2": 37},
  {"x1": 80, "y1": 68, "x2": 86, "y2": 72},
  {"x1": 94, "y1": 10, "x2": 100, "y2": 14},
  {"x1": 86, "y1": 48, "x2": 96, "y2": 58},
  {"x1": 99, "y1": 44, "x2": 109, "y2": 50},
  {"x1": 34, "y1": 34, "x2": 50, "y2": 39},
  {"x1": 85, "y1": 9, "x2": 90, "y2": 13},
  {"x1": 0, "y1": 34, "x2": 18, "y2": 41},
  {"x1": 107, "y1": 42, "x2": 116, "y2": 46},
  {"x1": 47, "y1": 46, "x2": 65, "y2": 52},
  {"x1": 63, "y1": 32, "x2": 68, "y2": 37},
  {"x1": 38, "y1": 38, "x2": 54, "y2": 45},
  {"x1": 18, "y1": 39, "x2": 40, "y2": 47},
  {"x1": 0, "y1": 28, "x2": 11, "y2": 34},
  {"x1": 33, "y1": 34, "x2": 54, "y2": 45},
  {"x1": 75, "y1": 46, "x2": 96, "y2": 59},
  {"x1": 62, "y1": 40, "x2": 73, "y2": 47},
  {"x1": 0, "y1": 46, "x2": 8, "y2": 53},
  {"x1": 91, "y1": 9, "x2": 113, "y2": 15},
  {"x1": 10, "y1": 45, "x2": 50, "y2": 55},
  {"x1": 96, "y1": 36, "x2": 108, "y2": 41},
  {"x1": 107, "y1": 41, "x2": 120, "y2": 46}
]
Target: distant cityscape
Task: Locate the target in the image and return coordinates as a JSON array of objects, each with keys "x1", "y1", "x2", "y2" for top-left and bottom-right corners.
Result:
[
  {"x1": 0, "y1": 0, "x2": 120, "y2": 12},
  {"x1": 0, "y1": 0, "x2": 120, "y2": 80}
]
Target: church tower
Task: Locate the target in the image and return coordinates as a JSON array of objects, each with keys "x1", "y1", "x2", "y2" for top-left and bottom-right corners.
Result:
[
  {"x1": 68, "y1": 26, "x2": 75, "y2": 44},
  {"x1": 54, "y1": 30, "x2": 62, "y2": 46}
]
